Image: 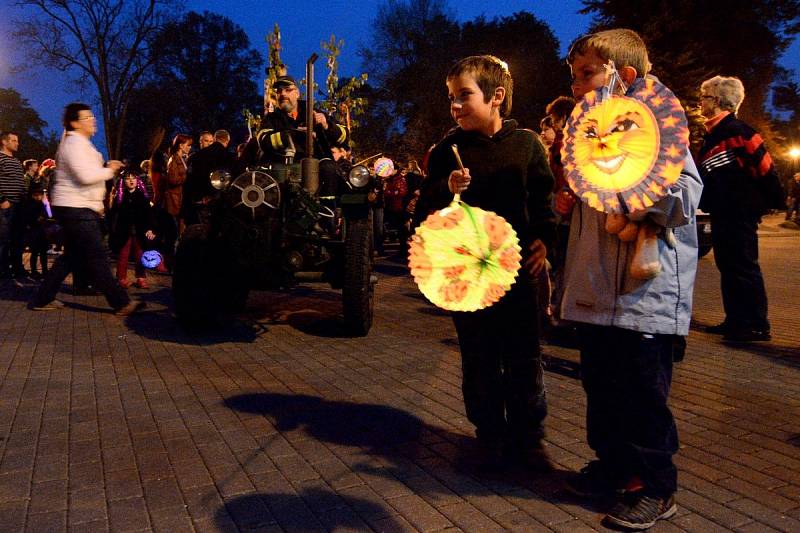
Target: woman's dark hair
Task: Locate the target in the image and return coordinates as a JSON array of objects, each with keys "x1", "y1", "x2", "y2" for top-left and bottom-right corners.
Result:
[
  {"x1": 169, "y1": 133, "x2": 192, "y2": 155},
  {"x1": 62, "y1": 102, "x2": 91, "y2": 131}
]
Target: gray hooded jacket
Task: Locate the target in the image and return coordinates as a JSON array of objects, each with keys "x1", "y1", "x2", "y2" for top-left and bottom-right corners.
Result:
[{"x1": 560, "y1": 153, "x2": 703, "y2": 336}]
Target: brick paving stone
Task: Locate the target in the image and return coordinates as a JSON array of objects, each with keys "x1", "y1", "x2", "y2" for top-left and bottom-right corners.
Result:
[
  {"x1": 208, "y1": 464, "x2": 256, "y2": 498},
  {"x1": 142, "y1": 476, "x2": 184, "y2": 510},
  {"x1": 504, "y1": 490, "x2": 577, "y2": 527},
  {"x1": 437, "y1": 501, "x2": 504, "y2": 531},
  {"x1": 273, "y1": 453, "x2": 321, "y2": 483},
  {"x1": 29, "y1": 479, "x2": 68, "y2": 514},
  {"x1": 678, "y1": 489, "x2": 754, "y2": 529},
  {"x1": 25, "y1": 510, "x2": 67, "y2": 532},
  {"x1": 67, "y1": 519, "x2": 111, "y2": 533},
  {"x1": 0, "y1": 469, "x2": 31, "y2": 502},
  {"x1": 104, "y1": 469, "x2": 143, "y2": 501},
  {"x1": 68, "y1": 488, "x2": 107, "y2": 527},
  {"x1": 716, "y1": 476, "x2": 797, "y2": 512},
  {"x1": 0, "y1": 500, "x2": 28, "y2": 532},
  {"x1": 401, "y1": 473, "x2": 462, "y2": 508},
  {"x1": 726, "y1": 498, "x2": 800, "y2": 532},
  {"x1": 107, "y1": 497, "x2": 151, "y2": 532},
  {"x1": 384, "y1": 493, "x2": 453, "y2": 532},
  {"x1": 316, "y1": 504, "x2": 374, "y2": 531}
]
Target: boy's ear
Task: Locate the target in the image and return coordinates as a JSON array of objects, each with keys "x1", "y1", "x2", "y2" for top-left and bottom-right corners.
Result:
[
  {"x1": 619, "y1": 66, "x2": 638, "y2": 87},
  {"x1": 492, "y1": 86, "x2": 506, "y2": 109}
]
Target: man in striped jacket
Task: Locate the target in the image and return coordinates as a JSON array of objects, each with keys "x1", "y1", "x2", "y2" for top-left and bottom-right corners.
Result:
[
  {"x1": 0, "y1": 131, "x2": 28, "y2": 278},
  {"x1": 698, "y1": 76, "x2": 775, "y2": 343}
]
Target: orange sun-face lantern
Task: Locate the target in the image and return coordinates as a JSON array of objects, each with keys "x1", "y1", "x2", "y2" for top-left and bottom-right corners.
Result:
[{"x1": 562, "y1": 76, "x2": 689, "y2": 214}]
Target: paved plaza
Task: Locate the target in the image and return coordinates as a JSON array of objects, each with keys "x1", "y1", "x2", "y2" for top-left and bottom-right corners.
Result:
[{"x1": 0, "y1": 214, "x2": 798, "y2": 532}]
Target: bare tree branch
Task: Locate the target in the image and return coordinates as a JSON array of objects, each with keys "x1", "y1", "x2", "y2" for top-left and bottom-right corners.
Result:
[{"x1": 12, "y1": 0, "x2": 178, "y2": 158}]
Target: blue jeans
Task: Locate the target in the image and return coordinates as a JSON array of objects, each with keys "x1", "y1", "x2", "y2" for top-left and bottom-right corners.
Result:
[
  {"x1": 33, "y1": 207, "x2": 130, "y2": 310},
  {"x1": 579, "y1": 325, "x2": 679, "y2": 496}
]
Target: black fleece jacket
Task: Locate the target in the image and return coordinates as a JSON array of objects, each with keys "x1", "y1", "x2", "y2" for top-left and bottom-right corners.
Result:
[{"x1": 419, "y1": 120, "x2": 556, "y2": 252}]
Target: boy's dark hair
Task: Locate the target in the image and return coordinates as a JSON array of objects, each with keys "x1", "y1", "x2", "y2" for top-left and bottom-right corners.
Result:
[
  {"x1": 0, "y1": 131, "x2": 18, "y2": 142},
  {"x1": 567, "y1": 28, "x2": 651, "y2": 78},
  {"x1": 62, "y1": 103, "x2": 92, "y2": 131},
  {"x1": 448, "y1": 55, "x2": 513, "y2": 117},
  {"x1": 545, "y1": 96, "x2": 576, "y2": 121},
  {"x1": 23, "y1": 159, "x2": 38, "y2": 171},
  {"x1": 540, "y1": 116, "x2": 553, "y2": 130}
]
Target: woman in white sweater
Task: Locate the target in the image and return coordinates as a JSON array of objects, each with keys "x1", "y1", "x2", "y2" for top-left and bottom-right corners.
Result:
[{"x1": 30, "y1": 103, "x2": 144, "y2": 315}]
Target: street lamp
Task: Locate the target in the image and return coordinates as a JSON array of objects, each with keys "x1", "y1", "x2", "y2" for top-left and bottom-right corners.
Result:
[{"x1": 790, "y1": 146, "x2": 800, "y2": 160}]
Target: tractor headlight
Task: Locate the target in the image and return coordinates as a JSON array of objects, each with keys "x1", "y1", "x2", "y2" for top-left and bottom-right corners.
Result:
[
  {"x1": 347, "y1": 165, "x2": 371, "y2": 188},
  {"x1": 210, "y1": 170, "x2": 232, "y2": 190}
]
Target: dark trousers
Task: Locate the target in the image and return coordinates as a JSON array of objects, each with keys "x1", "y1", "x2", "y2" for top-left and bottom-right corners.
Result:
[
  {"x1": 29, "y1": 240, "x2": 48, "y2": 275},
  {"x1": 0, "y1": 203, "x2": 25, "y2": 275},
  {"x1": 156, "y1": 208, "x2": 178, "y2": 270},
  {"x1": 579, "y1": 325, "x2": 678, "y2": 496},
  {"x1": 33, "y1": 207, "x2": 129, "y2": 310},
  {"x1": 711, "y1": 215, "x2": 769, "y2": 331},
  {"x1": 452, "y1": 278, "x2": 547, "y2": 448}
]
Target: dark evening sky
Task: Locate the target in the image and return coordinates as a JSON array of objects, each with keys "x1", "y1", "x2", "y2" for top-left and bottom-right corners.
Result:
[{"x1": 1, "y1": 0, "x2": 798, "y2": 153}]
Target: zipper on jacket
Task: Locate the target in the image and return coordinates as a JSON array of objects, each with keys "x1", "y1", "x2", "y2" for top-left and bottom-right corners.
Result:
[{"x1": 672, "y1": 242, "x2": 681, "y2": 334}]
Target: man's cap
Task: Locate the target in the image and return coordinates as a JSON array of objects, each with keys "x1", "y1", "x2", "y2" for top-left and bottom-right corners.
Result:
[{"x1": 274, "y1": 75, "x2": 297, "y2": 89}]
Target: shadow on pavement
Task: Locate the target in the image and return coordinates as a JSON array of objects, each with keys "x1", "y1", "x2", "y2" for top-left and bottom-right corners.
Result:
[
  {"x1": 124, "y1": 308, "x2": 261, "y2": 345},
  {"x1": 225, "y1": 393, "x2": 423, "y2": 450},
  {"x1": 245, "y1": 287, "x2": 360, "y2": 339},
  {"x1": 224, "y1": 392, "x2": 578, "y2": 524},
  {"x1": 215, "y1": 489, "x2": 401, "y2": 533},
  {"x1": 217, "y1": 488, "x2": 404, "y2": 531},
  {"x1": 719, "y1": 340, "x2": 800, "y2": 369}
]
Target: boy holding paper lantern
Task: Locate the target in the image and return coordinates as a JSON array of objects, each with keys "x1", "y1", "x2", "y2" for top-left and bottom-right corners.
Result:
[
  {"x1": 418, "y1": 55, "x2": 556, "y2": 469},
  {"x1": 556, "y1": 29, "x2": 703, "y2": 530}
]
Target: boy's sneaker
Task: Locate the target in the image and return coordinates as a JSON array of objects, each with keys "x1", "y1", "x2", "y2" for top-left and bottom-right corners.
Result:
[
  {"x1": 135, "y1": 278, "x2": 149, "y2": 289},
  {"x1": 604, "y1": 492, "x2": 677, "y2": 530},
  {"x1": 565, "y1": 461, "x2": 619, "y2": 498},
  {"x1": 118, "y1": 279, "x2": 131, "y2": 289},
  {"x1": 29, "y1": 300, "x2": 65, "y2": 311}
]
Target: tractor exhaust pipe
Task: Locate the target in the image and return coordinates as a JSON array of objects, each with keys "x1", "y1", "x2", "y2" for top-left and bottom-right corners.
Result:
[{"x1": 302, "y1": 53, "x2": 320, "y2": 195}]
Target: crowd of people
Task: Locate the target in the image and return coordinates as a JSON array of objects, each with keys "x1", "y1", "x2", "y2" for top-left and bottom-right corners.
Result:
[{"x1": 0, "y1": 26, "x2": 794, "y2": 531}]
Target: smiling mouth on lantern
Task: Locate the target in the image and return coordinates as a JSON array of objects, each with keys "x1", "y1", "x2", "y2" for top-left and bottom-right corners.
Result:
[{"x1": 592, "y1": 154, "x2": 626, "y2": 174}]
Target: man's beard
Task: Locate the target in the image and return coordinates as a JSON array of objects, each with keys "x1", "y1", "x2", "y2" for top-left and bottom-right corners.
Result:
[{"x1": 279, "y1": 100, "x2": 295, "y2": 113}]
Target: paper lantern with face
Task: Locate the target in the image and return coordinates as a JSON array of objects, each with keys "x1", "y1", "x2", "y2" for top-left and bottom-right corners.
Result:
[
  {"x1": 141, "y1": 250, "x2": 163, "y2": 269},
  {"x1": 562, "y1": 77, "x2": 689, "y2": 214}
]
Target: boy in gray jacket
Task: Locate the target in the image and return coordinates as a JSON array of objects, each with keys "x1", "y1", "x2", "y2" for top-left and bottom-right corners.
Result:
[{"x1": 557, "y1": 29, "x2": 702, "y2": 530}]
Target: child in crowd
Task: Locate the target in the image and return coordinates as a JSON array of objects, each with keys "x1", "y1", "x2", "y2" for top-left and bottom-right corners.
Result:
[
  {"x1": 109, "y1": 172, "x2": 157, "y2": 289},
  {"x1": 543, "y1": 96, "x2": 575, "y2": 333},
  {"x1": 419, "y1": 55, "x2": 556, "y2": 467},
  {"x1": 539, "y1": 116, "x2": 555, "y2": 148},
  {"x1": 557, "y1": 29, "x2": 702, "y2": 529},
  {"x1": 20, "y1": 181, "x2": 50, "y2": 279}
]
